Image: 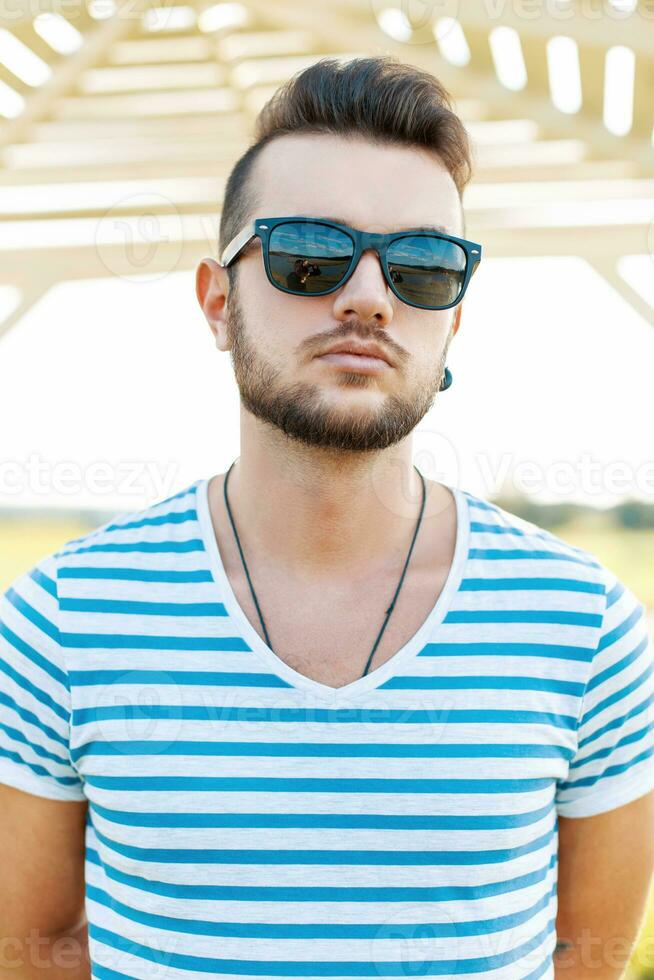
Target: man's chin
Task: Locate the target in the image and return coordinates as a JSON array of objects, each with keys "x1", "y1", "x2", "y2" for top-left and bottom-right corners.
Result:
[{"x1": 240, "y1": 399, "x2": 419, "y2": 452}]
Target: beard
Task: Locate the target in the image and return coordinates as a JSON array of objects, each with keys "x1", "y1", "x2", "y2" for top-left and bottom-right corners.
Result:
[{"x1": 225, "y1": 276, "x2": 446, "y2": 453}]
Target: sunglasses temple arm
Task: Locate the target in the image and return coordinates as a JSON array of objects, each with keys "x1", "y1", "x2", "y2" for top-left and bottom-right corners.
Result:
[{"x1": 220, "y1": 221, "x2": 258, "y2": 267}]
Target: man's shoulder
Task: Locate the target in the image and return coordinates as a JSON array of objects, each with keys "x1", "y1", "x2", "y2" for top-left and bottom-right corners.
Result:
[
  {"x1": 460, "y1": 487, "x2": 612, "y2": 594},
  {"x1": 51, "y1": 477, "x2": 204, "y2": 566},
  {"x1": 1, "y1": 478, "x2": 212, "y2": 668}
]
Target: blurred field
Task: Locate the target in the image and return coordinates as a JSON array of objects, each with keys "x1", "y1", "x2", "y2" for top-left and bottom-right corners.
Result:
[
  {"x1": 0, "y1": 516, "x2": 95, "y2": 590},
  {"x1": 553, "y1": 522, "x2": 654, "y2": 611}
]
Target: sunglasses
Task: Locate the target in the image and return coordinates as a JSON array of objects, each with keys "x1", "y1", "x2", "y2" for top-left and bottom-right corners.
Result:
[{"x1": 220, "y1": 216, "x2": 482, "y2": 311}]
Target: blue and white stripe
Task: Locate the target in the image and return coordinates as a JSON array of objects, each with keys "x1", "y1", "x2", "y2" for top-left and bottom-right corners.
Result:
[{"x1": 1, "y1": 475, "x2": 653, "y2": 979}]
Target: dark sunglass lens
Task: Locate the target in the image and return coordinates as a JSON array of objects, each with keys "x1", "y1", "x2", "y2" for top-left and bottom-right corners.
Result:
[
  {"x1": 267, "y1": 222, "x2": 354, "y2": 294},
  {"x1": 387, "y1": 235, "x2": 467, "y2": 308}
]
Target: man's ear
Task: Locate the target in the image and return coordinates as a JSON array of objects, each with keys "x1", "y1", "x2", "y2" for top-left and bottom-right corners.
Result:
[{"x1": 195, "y1": 258, "x2": 231, "y2": 351}]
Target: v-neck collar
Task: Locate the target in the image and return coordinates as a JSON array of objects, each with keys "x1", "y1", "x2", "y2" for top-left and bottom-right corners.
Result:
[{"x1": 194, "y1": 473, "x2": 470, "y2": 705}]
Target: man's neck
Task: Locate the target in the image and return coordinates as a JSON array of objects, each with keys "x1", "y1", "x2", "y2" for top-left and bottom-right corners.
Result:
[{"x1": 217, "y1": 422, "x2": 452, "y2": 581}]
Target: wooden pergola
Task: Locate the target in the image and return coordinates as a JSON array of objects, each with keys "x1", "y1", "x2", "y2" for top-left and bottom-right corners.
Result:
[{"x1": 1, "y1": 0, "x2": 653, "y2": 338}]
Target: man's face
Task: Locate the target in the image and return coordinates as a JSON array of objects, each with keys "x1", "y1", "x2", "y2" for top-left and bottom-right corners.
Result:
[{"x1": 211, "y1": 132, "x2": 464, "y2": 453}]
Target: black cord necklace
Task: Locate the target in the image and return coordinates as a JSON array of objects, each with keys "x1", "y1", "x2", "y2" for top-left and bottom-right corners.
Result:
[{"x1": 222, "y1": 459, "x2": 427, "y2": 679}]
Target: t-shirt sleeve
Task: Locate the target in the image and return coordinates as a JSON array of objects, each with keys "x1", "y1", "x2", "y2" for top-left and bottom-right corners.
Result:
[
  {"x1": 0, "y1": 553, "x2": 86, "y2": 801},
  {"x1": 555, "y1": 567, "x2": 654, "y2": 818}
]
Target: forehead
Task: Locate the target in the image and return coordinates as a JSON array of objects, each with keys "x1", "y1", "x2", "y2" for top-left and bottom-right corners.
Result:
[{"x1": 249, "y1": 132, "x2": 463, "y2": 238}]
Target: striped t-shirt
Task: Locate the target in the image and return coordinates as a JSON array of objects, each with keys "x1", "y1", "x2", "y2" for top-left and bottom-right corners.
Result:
[{"x1": 2, "y1": 474, "x2": 654, "y2": 980}]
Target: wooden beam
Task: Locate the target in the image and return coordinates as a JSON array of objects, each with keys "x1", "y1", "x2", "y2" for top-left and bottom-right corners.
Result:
[
  {"x1": 587, "y1": 258, "x2": 654, "y2": 330},
  {"x1": 0, "y1": 279, "x2": 54, "y2": 343},
  {"x1": 1, "y1": 173, "x2": 653, "y2": 220},
  {"x1": 0, "y1": 0, "x2": 149, "y2": 152},
  {"x1": 340, "y1": 0, "x2": 654, "y2": 57},
  {"x1": 248, "y1": 0, "x2": 654, "y2": 168},
  {"x1": 0, "y1": 215, "x2": 650, "y2": 273}
]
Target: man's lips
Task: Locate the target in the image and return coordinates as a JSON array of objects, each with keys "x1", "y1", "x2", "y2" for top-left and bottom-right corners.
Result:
[
  {"x1": 316, "y1": 351, "x2": 392, "y2": 374},
  {"x1": 316, "y1": 339, "x2": 395, "y2": 369}
]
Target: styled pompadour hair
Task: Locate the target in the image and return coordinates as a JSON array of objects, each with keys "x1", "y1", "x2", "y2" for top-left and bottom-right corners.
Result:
[{"x1": 218, "y1": 55, "x2": 474, "y2": 272}]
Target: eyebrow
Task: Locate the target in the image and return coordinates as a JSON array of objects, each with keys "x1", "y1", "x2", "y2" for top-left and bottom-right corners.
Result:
[{"x1": 309, "y1": 215, "x2": 451, "y2": 236}]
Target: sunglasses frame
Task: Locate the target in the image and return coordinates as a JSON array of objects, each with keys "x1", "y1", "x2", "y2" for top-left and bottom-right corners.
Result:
[{"x1": 220, "y1": 215, "x2": 482, "y2": 311}]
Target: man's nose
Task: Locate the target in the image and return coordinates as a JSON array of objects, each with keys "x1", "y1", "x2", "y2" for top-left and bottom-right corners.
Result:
[{"x1": 331, "y1": 250, "x2": 394, "y2": 325}]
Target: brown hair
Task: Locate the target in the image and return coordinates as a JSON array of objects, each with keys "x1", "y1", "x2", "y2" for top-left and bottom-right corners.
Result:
[{"x1": 218, "y1": 55, "x2": 474, "y2": 272}]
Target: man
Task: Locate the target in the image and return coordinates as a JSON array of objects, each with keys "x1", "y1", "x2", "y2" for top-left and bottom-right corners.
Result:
[{"x1": 2, "y1": 56, "x2": 654, "y2": 980}]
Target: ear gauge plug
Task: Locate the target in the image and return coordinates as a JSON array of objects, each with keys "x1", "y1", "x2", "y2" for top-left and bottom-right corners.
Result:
[{"x1": 439, "y1": 366, "x2": 452, "y2": 391}]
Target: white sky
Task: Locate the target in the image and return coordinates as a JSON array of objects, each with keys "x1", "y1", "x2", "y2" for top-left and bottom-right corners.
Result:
[{"x1": 0, "y1": 254, "x2": 652, "y2": 514}]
